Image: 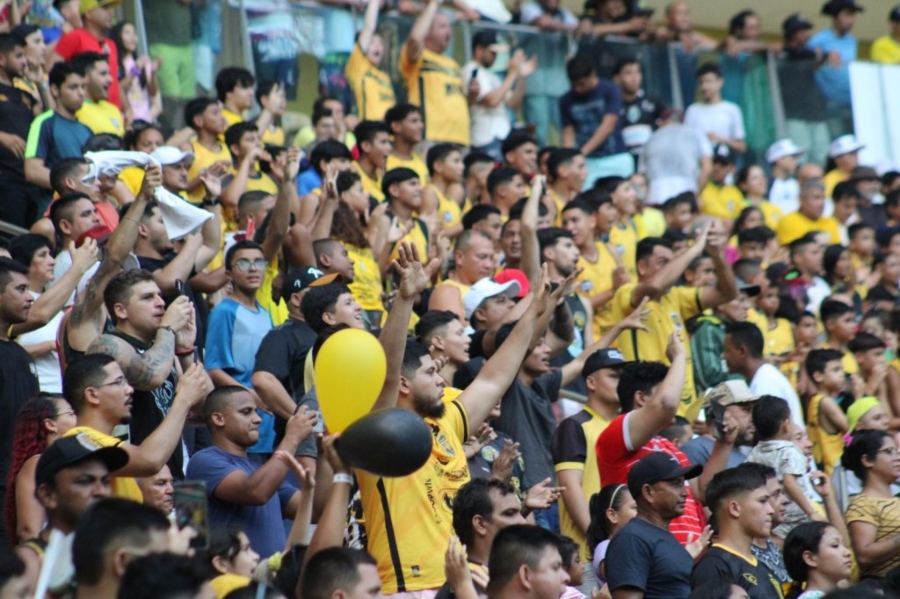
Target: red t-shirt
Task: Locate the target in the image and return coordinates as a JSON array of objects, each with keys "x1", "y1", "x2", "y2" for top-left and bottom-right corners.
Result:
[
  {"x1": 54, "y1": 29, "x2": 121, "y2": 108},
  {"x1": 596, "y1": 412, "x2": 707, "y2": 545}
]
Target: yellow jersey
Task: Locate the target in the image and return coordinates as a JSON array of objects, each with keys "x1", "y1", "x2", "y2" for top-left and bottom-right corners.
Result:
[
  {"x1": 261, "y1": 125, "x2": 285, "y2": 147},
  {"x1": 386, "y1": 152, "x2": 429, "y2": 185},
  {"x1": 776, "y1": 211, "x2": 841, "y2": 245},
  {"x1": 761, "y1": 316, "x2": 794, "y2": 359},
  {"x1": 76, "y1": 99, "x2": 124, "y2": 135},
  {"x1": 258, "y1": 257, "x2": 288, "y2": 327},
  {"x1": 608, "y1": 219, "x2": 639, "y2": 279},
  {"x1": 823, "y1": 169, "x2": 848, "y2": 198},
  {"x1": 433, "y1": 278, "x2": 471, "y2": 317},
  {"x1": 357, "y1": 400, "x2": 470, "y2": 593},
  {"x1": 574, "y1": 241, "x2": 617, "y2": 340},
  {"x1": 223, "y1": 170, "x2": 279, "y2": 231},
  {"x1": 345, "y1": 243, "x2": 385, "y2": 314},
  {"x1": 427, "y1": 183, "x2": 461, "y2": 230},
  {"x1": 745, "y1": 199, "x2": 784, "y2": 230},
  {"x1": 548, "y1": 188, "x2": 566, "y2": 227},
  {"x1": 399, "y1": 46, "x2": 470, "y2": 146},
  {"x1": 390, "y1": 217, "x2": 430, "y2": 267},
  {"x1": 872, "y1": 35, "x2": 900, "y2": 64},
  {"x1": 63, "y1": 426, "x2": 143, "y2": 502},
  {"x1": 611, "y1": 283, "x2": 703, "y2": 421},
  {"x1": 354, "y1": 161, "x2": 384, "y2": 203},
  {"x1": 222, "y1": 108, "x2": 243, "y2": 130},
  {"x1": 188, "y1": 138, "x2": 233, "y2": 204},
  {"x1": 807, "y1": 393, "x2": 845, "y2": 476},
  {"x1": 120, "y1": 166, "x2": 144, "y2": 196},
  {"x1": 345, "y1": 43, "x2": 397, "y2": 122},
  {"x1": 635, "y1": 207, "x2": 665, "y2": 238},
  {"x1": 700, "y1": 182, "x2": 743, "y2": 219},
  {"x1": 553, "y1": 406, "x2": 610, "y2": 561}
]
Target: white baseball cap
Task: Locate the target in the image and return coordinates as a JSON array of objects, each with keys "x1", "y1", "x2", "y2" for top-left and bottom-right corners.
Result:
[
  {"x1": 828, "y1": 134, "x2": 865, "y2": 159},
  {"x1": 765, "y1": 139, "x2": 804, "y2": 164},
  {"x1": 150, "y1": 146, "x2": 194, "y2": 166},
  {"x1": 464, "y1": 277, "x2": 521, "y2": 320}
]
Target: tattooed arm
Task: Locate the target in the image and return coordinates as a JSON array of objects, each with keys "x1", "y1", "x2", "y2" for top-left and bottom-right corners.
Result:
[{"x1": 86, "y1": 331, "x2": 177, "y2": 391}]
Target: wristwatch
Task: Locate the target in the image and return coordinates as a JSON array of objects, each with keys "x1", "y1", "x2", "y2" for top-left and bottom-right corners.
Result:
[{"x1": 203, "y1": 196, "x2": 220, "y2": 207}]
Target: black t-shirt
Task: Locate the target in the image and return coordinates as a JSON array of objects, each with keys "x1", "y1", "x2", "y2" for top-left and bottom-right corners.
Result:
[
  {"x1": 549, "y1": 293, "x2": 589, "y2": 396},
  {"x1": 607, "y1": 517, "x2": 693, "y2": 599},
  {"x1": 0, "y1": 82, "x2": 35, "y2": 181},
  {"x1": 137, "y1": 254, "x2": 207, "y2": 356},
  {"x1": 109, "y1": 331, "x2": 184, "y2": 478},
  {"x1": 468, "y1": 329, "x2": 488, "y2": 360},
  {"x1": 492, "y1": 370, "x2": 563, "y2": 490},
  {"x1": 253, "y1": 318, "x2": 317, "y2": 444},
  {"x1": 620, "y1": 91, "x2": 665, "y2": 154},
  {"x1": 692, "y1": 545, "x2": 784, "y2": 599},
  {"x1": 0, "y1": 341, "x2": 39, "y2": 489}
]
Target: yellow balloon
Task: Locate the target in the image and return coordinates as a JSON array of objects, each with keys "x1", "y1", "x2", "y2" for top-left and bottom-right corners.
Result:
[{"x1": 315, "y1": 328, "x2": 387, "y2": 433}]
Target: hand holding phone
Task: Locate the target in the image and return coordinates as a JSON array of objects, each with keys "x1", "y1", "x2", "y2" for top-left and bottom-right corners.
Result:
[{"x1": 174, "y1": 480, "x2": 209, "y2": 550}]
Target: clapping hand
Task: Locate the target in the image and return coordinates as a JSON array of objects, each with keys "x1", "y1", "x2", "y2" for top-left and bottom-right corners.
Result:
[{"x1": 391, "y1": 242, "x2": 441, "y2": 301}]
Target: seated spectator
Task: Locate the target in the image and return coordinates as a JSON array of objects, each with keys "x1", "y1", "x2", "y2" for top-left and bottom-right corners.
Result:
[
  {"x1": 384, "y1": 103, "x2": 428, "y2": 183},
  {"x1": 681, "y1": 381, "x2": 756, "y2": 474},
  {"x1": 205, "y1": 525, "x2": 261, "y2": 597},
  {"x1": 519, "y1": 0, "x2": 578, "y2": 33},
  {"x1": 741, "y1": 463, "x2": 792, "y2": 589},
  {"x1": 486, "y1": 167, "x2": 527, "y2": 220},
  {"x1": 71, "y1": 51, "x2": 123, "y2": 135},
  {"x1": 684, "y1": 64, "x2": 746, "y2": 155},
  {"x1": 297, "y1": 139, "x2": 353, "y2": 202},
  {"x1": 298, "y1": 548, "x2": 381, "y2": 599},
  {"x1": 182, "y1": 97, "x2": 231, "y2": 206},
  {"x1": 353, "y1": 120, "x2": 392, "y2": 203},
  {"x1": 0, "y1": 552, "x2": 28, "y2": 599},
  {"x1": 383, "y1": 167, "x2": 430, "y2": 262},
  {"x1": 605, "y1": 452, "x2": 703, "y2": 598},
  {"x1": 737, "y1": 165, "x2": 782, "y2": 230},
  {"x1": 221, "y1": 123, "x2": 279, "y2": 230},
  {"x1": 430, "y1": 231, "x2": 496, "y2": 320},
  {"x1": 216, "y1": 66, "x2": 255, "y2": 129},
  {"x1": 691, "y1": 466, "x2": 784, "y2": 599},
  {"x1": 421, "y1": 143, "x2": 465, "y2": 239},
  {"x1": 871, "y1": 7, "x2": 900, "y2": 64},
  {"x1": 777, "y1": 180, "x2": 840, "y2": 245},
  {"x1": 560, "y1": 53, "x2": 632, "y2": 185},
  {"x1": 546, "y1": 149, "x2": 587, "y2": 221}
]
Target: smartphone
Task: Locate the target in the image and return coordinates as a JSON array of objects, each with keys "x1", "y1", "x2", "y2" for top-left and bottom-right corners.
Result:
[
  {"x1": 471, "y1": 67, "x2": 479, "y2": 79},
  {"x1": 708, "y1": 400, "x2": 727, "y2": 439},
  {"x1": 173, "y1": 481, "x2": 209, "y2": 549},
  {"x1": 313, "y1": 409, "x2": 325, "y2": 434},
  {"x1": 175, "y1": 280, "x2": 185, "y2": 298}
]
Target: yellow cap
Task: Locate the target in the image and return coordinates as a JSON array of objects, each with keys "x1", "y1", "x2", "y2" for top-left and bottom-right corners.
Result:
[
  {"x1": 80, "y1": 0, "x2": 120, "y2": 14},
  {"x1": 847, "y1": 396, "x2": 881, "y2": 432}
]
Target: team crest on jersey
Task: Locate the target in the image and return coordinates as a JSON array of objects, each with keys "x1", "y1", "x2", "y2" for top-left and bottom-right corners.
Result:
[
  {"x1": 481, "y1": 445, "x2": 499, "y2": 461},
  {"x1": 434, "y1": 430, "x2": 457, "y2": 457},
  {"x1": 574, "y1": 311, "x2": 587, "y2": 328},
  {"x1": 742, "y1": 573, "x2": 758, "y2": 585},
  {"x1": 580, "y1": 281, "x2": 594, "y2": 292}
]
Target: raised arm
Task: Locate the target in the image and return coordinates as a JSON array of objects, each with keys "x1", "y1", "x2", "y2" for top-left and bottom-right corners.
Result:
[
  {"x1": 371, "y1": 242, "x2": 441, "y2": 411},
  {"x1": 116, "y1": 364, "x2": 212, "y2": 477},
  {"x1": 519, "y1": 176, "x2": 543, "y2": 284},
  {"x1": 625, "y1": 332, "x2": 686, "y2": 449},
  {"x1": 261, "y1": 148, "x2": 301, "y2": 264},
  {"x1": 304, "y1": 435, "x2": 353, "y2": 560},
  {"x1": 358, "y1": 0, "x2": 382, "y2": 52},
  {"x1": 405, "y1": 0, "x2": 440, "y2": 64},
  {"x1": 459, "y1": 266, "x2": 551, "y2": 431},
  {"x1": 698, "y1": 227, "x2": 737, "y2": 309},
  {"x1": 630, "y1": 224, "x2": 708, "y2": 305}
]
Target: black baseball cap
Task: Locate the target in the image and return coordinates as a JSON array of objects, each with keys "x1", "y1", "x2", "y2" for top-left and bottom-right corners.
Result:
[
  {"x1": 627, "y1": 451, "x2": 702, "y2": 501},
  {"x1": 891, "y1": 6, "x2": 900, "y2": 22},
  {"x1": 582, "y1": 348, "x2": 629, "y2": 378},
  {"x1": 35, "y1": 434, "x2": 129, "y2": 487},
  {"x1": 822, "y1": 0, "x2": 864, "y2": 16},
  {"x1": 782, "y1": 13, "x2": 813, "y2": 36},
  {"x1": 471, "y1": 30, "x2": 508, "y2": 52},
  {"x1": 282, "y1": 266, "x2": 340, "y2": 297},
  {"x1": 712, "y1": 143, "x2": 735, "y2": 164}
]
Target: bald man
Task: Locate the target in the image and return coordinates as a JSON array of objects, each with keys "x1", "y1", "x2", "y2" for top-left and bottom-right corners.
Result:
[{"x1": 429, "y1": 230, "x2": 498, "y2": 320}]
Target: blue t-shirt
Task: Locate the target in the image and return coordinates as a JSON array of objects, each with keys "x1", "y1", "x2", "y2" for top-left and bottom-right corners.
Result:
[
  {"x1": 205, "y1": 298, "x2": 274, "y2": 452},
  {"x1": 185, "y1": 446, "x2": 298, "y2": 558},
  {"x1": 296, "y1": 168, "x2": 322, "y2": 197},
  {"x1": 559, "y1": 79, "x2": 627, "y2": 159},
  {"x1": 606, "y1": 517, "x2": 694, "y2": 599},
  {"x1": 807, "y1": 28, "x2": 857, "y2": 106}
]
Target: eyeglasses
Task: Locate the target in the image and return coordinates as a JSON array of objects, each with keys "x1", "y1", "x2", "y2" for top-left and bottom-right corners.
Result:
[
  {"x1": 234, "y1": 258, "x2": 268, "y2": 272},
  {"x1": 55, "y1": 409, "x2": 76, "y2": 418},
  {"x1": 877, "y1": 447, "x2": 898, "y2": 457},
  {"x1": 95, "y1": 376, "x2": 128, "y2": 389}
]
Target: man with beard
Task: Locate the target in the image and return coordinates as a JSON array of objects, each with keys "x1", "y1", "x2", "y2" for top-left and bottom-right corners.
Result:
[
  {"x1": 430, "y1": 230, "x2": 498, "y2": 321},
  {"x1": 85, "y1": 269, "x2": 204, "y2": 479},
  {"x1": 683, "y1": 381, "x2": 758, "y2": 472},
  {"x1": 358, "y1": 243, "x2": 552, "y2": 596},
  {"x1": 63, "y1": 353, "x2": 211, "y2": 498},
  {"x1": 15, "y1": 433, "x2": 127, "y2": 590},
  {"x1": 71, "y1": 51, "x2": 122, "y2": 136}
]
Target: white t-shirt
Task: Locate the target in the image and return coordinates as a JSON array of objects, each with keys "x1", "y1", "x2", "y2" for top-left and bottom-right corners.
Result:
[
  {"x1": 16, "y1": 290, "x2": 64, "y2": 393},
  {"x1": 749, "y1": 362, "x2": 805, "y2": 430},
  {"x1": 683, "y1": 101, "x2": 746, "y2": 143},
  {"x1": 769, "y1": 177, "x2": 800, "y2": 214},
  {"x1": 462, "y1": 61, "x2": 512, "y2": 147}
]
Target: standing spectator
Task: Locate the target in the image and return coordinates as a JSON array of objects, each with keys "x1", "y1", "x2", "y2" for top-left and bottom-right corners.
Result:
[
  {"x1": 653, "y1": 1, "x2": 718, "y2": 53},
  {"x1": 52, "y1": 0, "x2": 122, "y2": 109},
  {"x1": 135, "y1": 465, "x2": 174, "y2": 515},
  {"x1": 11, "y1": 24, "x2": 53, "y2": 115},
  {"x1": 642, "y1": 108, "x2": 712, "y2": 206},
  {"x1": 385, "y1": 103, "x2": 428, "y2": 184},
  {"x1": 684, "y1": 64, "x2": 746, "y2": 156},
  {"x1": 0, "y1": 33, "x2": 42, "y2": 228},
  {"x1": 205, "y1": 241, "x2": 276, "y2": 457},
  {"x1": 723, "y1": 322, "x2": 805, "y2": 429},
  {"x1": 808, "y1": 0, "x2": 863, "y2": 138},
  {"x1": 691, "y1": 467, "x2": 783, "y2": 599},
  {"x1": 344, "y1": 0, "x2": 396, "y2": 122},
  {"x1": 24, "y1": 61, "x2": 92, "y2": 205},
  {"x1": 0, "y1": 259, "x2": 39, "y2": 546},
  {"x1": 430, "y1": 230, "x2": 496, "y2": 319},
  {"x1": 217, "y1": 67, "x2": 255, "y2": 130},
  {"x1": 605, "y1": 452, "x2": 703, "y2": 599},
  {"x1": 463, "y1": 33, "x2": 535, "y2": 160},
  {"x1": 191, "y1": 0, "x2": 222, "y2": 96},
  {"x1": 400, "y1": 0, "x2": 472, "y2": 146},
  {"x1": 183, "y1": 98, "x2": 231, "y2": 206},
  {"x1": 776, "y1": 180, "x2": 840, "y2": 246},
  {"x1": 766, "y1": 139, "x2": 804, "y2": 214},
  {"x1": 71, "y1": 51, "x2": 123, "y2": 136},
  {"x1": 613, "y1": 57, "x2": 665, "y2": 167},
  {"x1": 552, "y1": 349, "x2": 628, "y2": 565},
  {"x1": 871, "y1": 7, "x2": 900, "y2": 64},
  {"x1": 142, "y1": 0, "x2": 193, "y2": 130},
  {"x1": 110, "y1": 21, "x2": 161, "y2": 126},
  {"x1": 560, "y1": 53, "x2": 632, "y2": 186},
  {"x1": 186, "y1": 386, "x2": 317, "y2": 557}
]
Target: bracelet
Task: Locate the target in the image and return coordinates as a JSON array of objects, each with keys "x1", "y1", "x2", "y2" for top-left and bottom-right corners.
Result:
[
  {"x1": 175, "y1": 346, "x2": 195, "y2": 356},
  {"x1": 333, "y1": 473, "x2": 354, "y2": 485}
]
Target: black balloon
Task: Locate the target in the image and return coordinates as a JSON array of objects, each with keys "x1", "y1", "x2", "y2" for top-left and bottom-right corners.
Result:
[{"x1": 336, "y1": 408, "x2": 433, "y2": 477}]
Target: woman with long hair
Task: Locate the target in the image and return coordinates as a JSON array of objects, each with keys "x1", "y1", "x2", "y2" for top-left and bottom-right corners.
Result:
[
  {"x1": 737, "y1": 164, "x2": 783, "y2": 230},
  {"x1": 842, "y1": 430, "x2": 900, "y2": 586},
  {"x1": 4, "y1": 394, "x2": 77, "y2": 544},
  {"x1": 783, "y1": 521, "x2": 852, "y2": 598},
  {"x1": 109, "y1": 21, "x2": 161, "y2": 126},
  {"x1": 586, "y1": 483, "x2": 636, "y2": 585}
]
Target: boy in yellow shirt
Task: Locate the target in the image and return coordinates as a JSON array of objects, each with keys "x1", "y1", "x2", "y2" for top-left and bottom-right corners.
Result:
[
  {"x1": 805, "y1": 348, "x2": 849, "y2": 476},
  {"x1": 353, "y1": 120, "x2": 392, "y2": 203},
  {"x1": 422, "y1": 143, "x2": 465, "y2": 239},
  {"x1": 183, "y1": 97, "x2": 231, "y2": 205},
  {"x1": 220, "y1": 122, "x2": 279, "y2": 231},
  {"x1": 384, "y1": 103, "x2": 428, "y2": 183},
  {"x1": 821, "y1": 299, "x2": 860, "y2": 375},
  {"x1": 595, "y1": 175, "x2": 642, "y2": 278},
  {"x1": 216, "y1": 66, "x2": 255, "y2": 128}
]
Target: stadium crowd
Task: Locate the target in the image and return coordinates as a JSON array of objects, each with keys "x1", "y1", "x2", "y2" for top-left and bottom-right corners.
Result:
[{"x1": 1, "y1": 0, "x2": 900, "y2": 598}]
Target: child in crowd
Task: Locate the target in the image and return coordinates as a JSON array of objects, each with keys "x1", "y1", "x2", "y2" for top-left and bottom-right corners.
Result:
[
  {"x1": 110, "y1": 21, "x2": 160, "y2": 126},
  {"x1": 586, "y1": 483, "x2": 636, "y2": 592},
  {"x1": 423, "y1": 144, "x2": 465, "y2": 240},
  {"x1": 756, "y1": 273, "x2": 795, "y2": 363},
  {"x1": 557, "y1": 536, "x2": 587, "y2": 599},
  {"x1": 805, "y1": 348, "x2": 849, "y2": 476},
  {"x1": 820, "y1": 299, "x2": 860, "y2": 375},
  {"x1": 683, "y1": 254, "x2": 715, "y2": 289}
]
